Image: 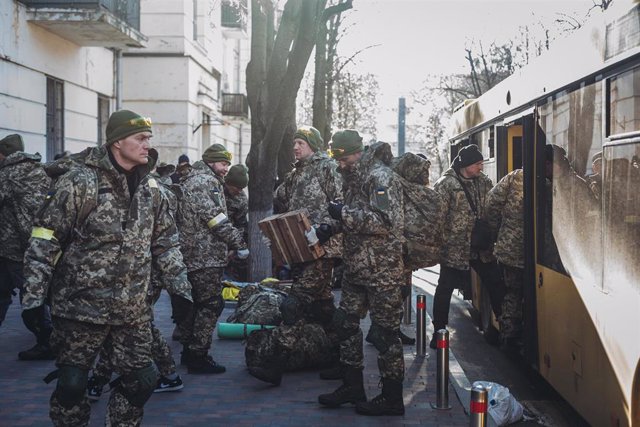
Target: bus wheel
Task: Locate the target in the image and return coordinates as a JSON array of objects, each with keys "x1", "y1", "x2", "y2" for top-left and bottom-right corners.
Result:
[{"x1": 481, "y1": 288, "x2": 500, "y2": 345}]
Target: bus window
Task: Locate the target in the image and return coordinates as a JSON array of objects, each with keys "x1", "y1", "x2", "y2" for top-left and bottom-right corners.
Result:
[
  {"x1": 609, "y1": 67, "x2": 640, "y2": 137},
  {"x1": 536, "y1": 81, "x2": 603, "y2": 286},
  {"x1": 603, "y1": 145, "x2": 640, "y2": 295}
]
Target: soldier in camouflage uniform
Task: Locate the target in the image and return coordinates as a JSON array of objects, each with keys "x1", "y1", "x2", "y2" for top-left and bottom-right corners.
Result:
[
  {"x1": 20, "y1": 110, "x2": 193, "y2": 427},
  {"x1": 175, "y1": 143, "x2": 248, "y2": 374},
  {"x1": 433, "y1": 144, "x2": 505, "y2": 349},
  {"x1": 318, "y1": 132, "x2": 406, "y2": 417},
  {"x1": 0, "y1": 134, "x2": 55, "y2": 360},
  {"x1": 87, "y1": 156, "x2": 184, "y2": 399},
  {"x1": 247, "y1": 126, "x2": 342, "y2": 386},
  {"x1": 224, "y1": 164, "x2": 249, "y2": 281},
  {"x1": 483, "y1": 169, "x2": 524, "y2": 346}
]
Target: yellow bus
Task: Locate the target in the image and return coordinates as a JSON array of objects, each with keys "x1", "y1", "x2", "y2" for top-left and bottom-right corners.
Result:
[{"x1": 448, "y1": 1, "x2": 640, "y2": 425}]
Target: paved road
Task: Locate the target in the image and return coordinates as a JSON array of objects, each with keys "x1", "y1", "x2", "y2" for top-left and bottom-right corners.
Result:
[
  {"x1": 0, "y1": 286, "x2": 470, "y2": 426},
  {"x1": 412, "y1": 267, "x2": 588, "y2": 427}
]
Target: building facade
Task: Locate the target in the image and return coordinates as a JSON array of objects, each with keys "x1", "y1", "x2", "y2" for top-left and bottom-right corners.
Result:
[
  {"x1": 0, "y1": 0, "x2": 146, "y2": 160},
  {"x1": 122, "y1": 0, "x2": 251, "y2": 166}
]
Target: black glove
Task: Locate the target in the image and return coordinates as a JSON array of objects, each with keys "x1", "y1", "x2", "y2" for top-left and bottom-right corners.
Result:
[
  {"x1": 328, "y1": 201, "x2": 344, "y2": 221},
  {"x1": 170, "y1": 295, "x2": 193, "y2": 324},
  {"x1": 280, "y1": 295, "x2": 302, "y2": 326},
  {"x1": 315, "y1": 224, "x2": 333, "y2": 244},
  {"x1": 22, "y1": 305, "x2": 45, "y2": 335}
]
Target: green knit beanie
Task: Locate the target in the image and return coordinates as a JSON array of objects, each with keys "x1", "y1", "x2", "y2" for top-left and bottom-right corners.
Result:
[
  {"x1": 202, "y1": 143, "x2": 232, "y2": 164},
  {"x1": 106, "y1": 110, "x2": 152, "y2": 145},
  {"x1": 294, "y1": 126, "x2": 323, "y2": 152},
  {"x1": 225, "y1": 164, "x2": 249, "y2": 188},
  {"x1": 329, "y1": 129, "x2": 363, "y2": 159},
  {"x1": 0, "y1": 134, "x2": 25, "y2": 156}
]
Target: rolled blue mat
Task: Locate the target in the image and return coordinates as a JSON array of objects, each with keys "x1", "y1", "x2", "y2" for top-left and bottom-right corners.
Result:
[{"x1": 217, "y1": 322, "x2": 276, "y2": 339}]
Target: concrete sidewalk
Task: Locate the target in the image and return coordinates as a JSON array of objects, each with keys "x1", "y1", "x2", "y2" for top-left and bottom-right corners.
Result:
[{"x1": 0, "y1": 280, "x2": 470, "y2": 426}]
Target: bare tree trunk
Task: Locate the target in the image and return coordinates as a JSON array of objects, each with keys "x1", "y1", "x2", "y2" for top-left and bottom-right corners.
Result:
[{"x1": 246, "y1": 0, "x2": 329, "y2": 281}]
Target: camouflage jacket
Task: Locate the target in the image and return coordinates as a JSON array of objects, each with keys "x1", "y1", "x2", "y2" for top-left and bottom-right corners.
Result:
[
  {"x1": 21, "y1": 146, "x2": 191, "y2": 325},
  {"x1": 175, "y1": 160, "x2": 246, "y2": 271},
  {"x1": 225, "y1": 187, "x2": 249, "y2": 242},
  {"x1": 483, "y1": 169, "x2": 524, "y2": 268},
  {"x1": 0, "y1": 152, "x2": 51, "y2": 262},
  {"x1": 151, "y1": 172, "x2": 178, "y2": 215},
  {"x1": 274, "y1": 151, "x2": 343, "y2": 258},
  {"x1": 434, "y1": 168, "x2": 494, "y2": 270},
  {"x1": 340, "y1": 142, "x2": 405, "y2": 282}
]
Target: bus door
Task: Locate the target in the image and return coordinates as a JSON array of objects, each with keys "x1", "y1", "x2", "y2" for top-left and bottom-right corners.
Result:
[{"x1": 496, "y1": 121, "x2": 523, "y2": 179}]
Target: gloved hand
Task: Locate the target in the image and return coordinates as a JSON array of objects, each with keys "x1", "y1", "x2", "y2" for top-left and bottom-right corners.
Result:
[
  {"x1": 304, "y1": 227, "x2": 319, "y2": 246},
  {"x1": 170, "y1": 294, "x2": 193, "y2": 324},
  {"x1": 237, "y1": 248, "x2": 250, "y2": 259},
  {"x1": 22, "y1": 305, "x2": 45, "y2": 335},
  {"x1": 261, "y1": 235, "x2": 271, "y2": 248},
  {"x1": 328, "y1": 201, "x2": 344, "y2": 221},
  {"x1": 315, "y1": 224, "x2": 333, "y2": 244}
]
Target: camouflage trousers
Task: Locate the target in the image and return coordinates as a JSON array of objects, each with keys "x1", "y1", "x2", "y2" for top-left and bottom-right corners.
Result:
[
  {"x1": 289, "y1": 258, "x2": 335, "y2": 305},
  {"x1": 49, "y1": 317, "x2": 153, "y2": 427},
  {"x1": 245, "y1": 321, "x2": 339, "y2": 371},
  {"x1": 499, "y1": 263, "x2": 524, "y2": 339},
  {"x1": 182, "y1": 267, "x2": 224, "y2": 353},
  {"x1": 93, "y1": 320, "x2": 176, "y2": 379},
  {"x1": 339, "y1": 274, "x2": 404, "y2": 381}
]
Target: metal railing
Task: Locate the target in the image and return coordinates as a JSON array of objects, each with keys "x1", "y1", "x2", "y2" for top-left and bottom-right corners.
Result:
[
  {"x1": 18, "y1": 0, "x2": 140, "y2": 30},
  {"x1": 221, "y1": 93, "x2": 249, "y2": 117}
]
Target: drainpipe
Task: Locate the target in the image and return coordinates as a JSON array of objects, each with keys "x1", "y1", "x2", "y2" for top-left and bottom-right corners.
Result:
[{"x1": 113, "y1": 48, "x2": 123, "y2": 110}]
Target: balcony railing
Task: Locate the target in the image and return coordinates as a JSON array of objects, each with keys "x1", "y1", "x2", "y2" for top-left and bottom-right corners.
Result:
[
  {"x1": 19, "y1": 0, "x2": 140, "y2": 29},
  {"x1": 17, "y1": 0, "x2": 145, "y2": 47},
  {"x1": 221, "y1": 93, "x2": 249, "y2": 118},
  {"x1": 221, "y1": 0, "x2": 247, "y2": 32}
]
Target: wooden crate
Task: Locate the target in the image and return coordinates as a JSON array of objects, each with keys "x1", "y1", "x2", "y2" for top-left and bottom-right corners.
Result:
[{"x1": 258, "y1": 209, "x2": 325, "y2": 265}]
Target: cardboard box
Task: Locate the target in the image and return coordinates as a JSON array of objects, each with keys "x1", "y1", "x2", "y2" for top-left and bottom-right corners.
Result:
[{"x1": 259, "y1": 209, "x2": 325, "y2": 264}]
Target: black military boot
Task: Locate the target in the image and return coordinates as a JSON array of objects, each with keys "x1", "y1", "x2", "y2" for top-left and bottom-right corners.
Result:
[
  {"x1": 319, "y1": 363, "x2": 345, "y2": 380},
  {"x1": 180, "y1": 347, "x2": 190, "y2": 365},
  {"x1": 17, "y1": 343, "x2": 56, "y2": 361},
  {"x1": 248, "y1": 366, "x2": 283, "y2": 386},
  {"x1": 187, "y1": 351, "x2": 226, "y2": 374},
  {"x1": 318, "y1": 367, "x2": 367, "y2": 407},
  {"x1": 398, "y1": 330, "x2": 415, "y2": 345},
  {"x1": 355, "y1": 378, "x2": 405, "y2": 416}
]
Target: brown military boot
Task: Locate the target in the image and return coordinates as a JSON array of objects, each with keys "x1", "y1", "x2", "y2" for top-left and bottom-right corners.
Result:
[
  {"x1": 355, "y1": 378, "x2": 405, "y2": 416},
  {"x1": 318, "y1": 367, "x2": 367, "y2": 407}
]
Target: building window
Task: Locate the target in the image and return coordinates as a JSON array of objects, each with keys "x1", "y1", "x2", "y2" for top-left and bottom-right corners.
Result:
[
  {"x1": 46, "y1": 77, "x2": 64, "y2": 161},
  {"x1": 202, "y1": 112, "x2": 211, "y2": 150},
  {"x1": 193, "y1": 0, "x2": 198, "y2": 41},
  {"x1": 97, "y1": 95, "x2": 110, "y2": 146}
]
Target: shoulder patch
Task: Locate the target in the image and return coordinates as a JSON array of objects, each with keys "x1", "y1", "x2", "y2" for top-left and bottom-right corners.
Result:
[{"x1": 374, "y1": 186, "x2": 390, "y2": 211}]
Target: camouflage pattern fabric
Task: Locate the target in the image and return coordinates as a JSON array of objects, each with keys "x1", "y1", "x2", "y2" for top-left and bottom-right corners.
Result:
[
  {"x1": 49, "y1": 317, "x2": 153, "y2": 427},
  {"x1": 434, "y1": 168, "x2": 495, "y2": 270},
  {"x1": 274, "y1": 150, "x2": 343, "y2": 258},
  {"x1": 339, "y1": 277, "x2": 404, "y2": 381},
  {"x1": 174, "y1": 161, "x2": 245, "y2": 271},
  {"x1": 151, "y1": 171, "x2": 178, "y2": 215},
  {"x1": 245, "y1": 321, "x2": 339, "y2": 371},
  {"x1": 289, "y1": 258, "x2": 334, "y2": 306},
  {"x1": 483, "y1": 169, "x2": 524, "y2": 268},
  {"x1": 21, "y1": 146, "x2": 191, "y2": 324},
  {"x1": 224, "y1": 187, "x2": 248, "y2": 242},
  {"x1": 182, "y1": 267, "x2": 224, "y2": 352},
  {"x1": 0, "y1": 152, "x2": 51, "y2": 262},
  {"x1": 226, "y1": 285, "x2": 286, "y2": 326},
  {"x1": 339, "y1": 142, "x2": 405, "y2": 282},
  {"x1": 224, "y1": 187, "x2": 249, "y2": 281},
  {"x1": 336, "y1": 142, "x2": 405, "y2": 381},
  {"x1": 499, "y1": 263, "x2": 524, "y2": 339}
]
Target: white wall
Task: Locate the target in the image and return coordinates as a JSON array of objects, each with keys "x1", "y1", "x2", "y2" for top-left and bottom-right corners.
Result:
[{"x1": 0, "y1": 1, "x2": 116, "y2": 160}]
